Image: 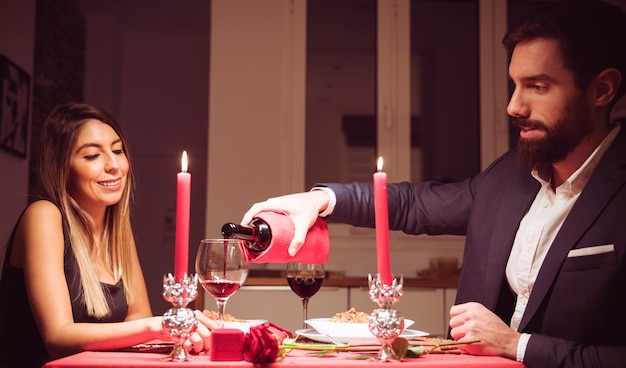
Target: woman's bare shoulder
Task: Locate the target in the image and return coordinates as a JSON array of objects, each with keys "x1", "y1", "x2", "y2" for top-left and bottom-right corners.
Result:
[
  {"x1": 20, "y1": 200, "x2": 64, "y2": 229},
  {"x1": 11, "y1": 201, "x2": 65, "y2": 267},
  {"x1": 24, "y1": 200, "x2": 62, "y2": 216}
]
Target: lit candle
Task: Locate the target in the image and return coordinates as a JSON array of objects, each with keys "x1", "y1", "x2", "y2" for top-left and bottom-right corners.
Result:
[
  {"x1": 373, "y1": 156, "x2": 392, "y2": 285},
  {"x1": 175, "y1": 151, "x2": 191, "y2": 281}
]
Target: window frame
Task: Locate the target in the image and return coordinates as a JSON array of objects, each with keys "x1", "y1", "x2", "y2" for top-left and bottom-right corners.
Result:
[{"x1": 323, "y1": 0, "x2": 509, "y2": 248}]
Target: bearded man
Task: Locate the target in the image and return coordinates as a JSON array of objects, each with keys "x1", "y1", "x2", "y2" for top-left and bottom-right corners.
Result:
[{"x1": 240, "y1": 2, "x2": 626, "y2": 367}]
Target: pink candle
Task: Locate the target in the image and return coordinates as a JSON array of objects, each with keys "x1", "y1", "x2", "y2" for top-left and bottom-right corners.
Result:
[
  {"x1": 373, "y1": 156, "x2": 392, "y2": 285},
  {"x1": 175, "y1": 151, "x2": 191, "y2": 281}
]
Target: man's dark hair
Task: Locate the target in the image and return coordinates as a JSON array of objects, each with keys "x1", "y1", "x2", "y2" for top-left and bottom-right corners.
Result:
[{"x1": 503, "y1": 1, "x2": 626, "y2": 108}]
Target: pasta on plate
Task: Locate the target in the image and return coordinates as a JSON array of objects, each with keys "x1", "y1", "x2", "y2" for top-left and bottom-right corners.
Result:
[{"x1": 328, "y1": 308, "x2": 370, "y2": 323}]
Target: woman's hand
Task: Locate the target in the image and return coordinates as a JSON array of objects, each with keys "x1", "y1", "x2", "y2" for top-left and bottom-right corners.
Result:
[
  {"x1": 186, "y1": 310, "x2": 219, "y2": 353},
  {"x1": 241, "y1": 191, "x2": 330, "y2": 256}
]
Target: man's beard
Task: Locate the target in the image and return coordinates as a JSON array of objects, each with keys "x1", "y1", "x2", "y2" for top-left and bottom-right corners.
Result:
[{"x1": 514, "y1": 95, "x2": 592, "y2": 172}]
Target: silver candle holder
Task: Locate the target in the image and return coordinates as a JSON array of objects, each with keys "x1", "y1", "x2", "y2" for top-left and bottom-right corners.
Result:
[
  {"x1": 162, "y1": 273, "x2": 199, "y2": 361},
  {"x1": 368, "y1": 273, "x2": 404, "y2": 362}
]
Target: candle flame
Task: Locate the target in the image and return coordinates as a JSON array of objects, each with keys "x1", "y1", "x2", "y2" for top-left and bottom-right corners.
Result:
[
  {"x1": 181, "y1": 151, "x2": 188, "y2": 173},
  {"x1": 377, "y1": 156, "x2": 384, "y2": 172}
]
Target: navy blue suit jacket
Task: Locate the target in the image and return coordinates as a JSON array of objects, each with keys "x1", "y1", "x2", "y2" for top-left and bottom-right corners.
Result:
[{"x1": 323, "y1": 122, "x2": 626, "y2": 367}]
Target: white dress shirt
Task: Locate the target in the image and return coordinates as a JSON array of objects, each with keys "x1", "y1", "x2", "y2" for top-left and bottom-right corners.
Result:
[{"x1": 506, "y1": 124, "x2": 620, "y2": 362}]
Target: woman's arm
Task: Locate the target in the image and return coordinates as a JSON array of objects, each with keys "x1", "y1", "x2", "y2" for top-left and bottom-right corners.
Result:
[{"x1": 16, "y1": 201, "x2": 163, "y2": 358}]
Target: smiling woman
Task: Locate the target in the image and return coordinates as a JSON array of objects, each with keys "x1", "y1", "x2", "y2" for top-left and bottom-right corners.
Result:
[
  {"x1": 0, "y1": 103, "x2": 213, "y2": 368},
  {"x1": 69, "y1": 119, "x2": 130, "y2": 214}
]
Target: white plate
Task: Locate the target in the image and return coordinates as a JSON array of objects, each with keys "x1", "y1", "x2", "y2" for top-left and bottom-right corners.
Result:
[
  {"x1": 223, "y1": 319, "x2": 267, "y2": 333},
  {"x1": 305, "y1": 318, "x2": 414, "y2": 338},
  {"x1": 295, "y1": 328, "x2": 429, "y2": 344}
]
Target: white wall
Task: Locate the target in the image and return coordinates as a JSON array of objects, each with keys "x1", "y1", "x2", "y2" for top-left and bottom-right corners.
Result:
[
  {"x1": 0, "y1": 0, "x2": 36, "y2": 277},
  {"x1": 206, "y1": 0, "x2": 306, "y2": 240}
]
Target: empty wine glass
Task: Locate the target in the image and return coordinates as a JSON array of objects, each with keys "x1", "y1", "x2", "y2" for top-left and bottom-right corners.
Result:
[
  {"x1": 286, "y1": 262, "x2": 325, "y2": 329},
  {"x1": 195, "y1": 239, "x2": 249, "y2": 328}
]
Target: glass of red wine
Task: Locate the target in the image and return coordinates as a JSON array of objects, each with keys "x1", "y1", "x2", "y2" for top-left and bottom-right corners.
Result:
[
  {"x1": 286, "y1": 262, "x2": 325, "y2": 329},
  {"x1": 195, "y1": 239, "x2": 248, "y2": 328}
]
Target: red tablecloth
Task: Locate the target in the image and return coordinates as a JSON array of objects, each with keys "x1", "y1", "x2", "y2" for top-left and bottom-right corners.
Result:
[{"x1": 43, "y1": 350, "x2": 525, "y2": 367}]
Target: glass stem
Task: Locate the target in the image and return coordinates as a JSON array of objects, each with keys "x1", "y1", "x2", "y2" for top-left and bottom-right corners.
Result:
[
  {"x1": 216, "y1": 299, "x2": 227, "y2": 328},
  {"x1": 301, "y1": 297, "x2": 309, "y2": 330}
]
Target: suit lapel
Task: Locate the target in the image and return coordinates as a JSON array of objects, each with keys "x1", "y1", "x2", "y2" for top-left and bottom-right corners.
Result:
[{"x1": 519, "y1": 125, "x2": 626, "y2": 331}]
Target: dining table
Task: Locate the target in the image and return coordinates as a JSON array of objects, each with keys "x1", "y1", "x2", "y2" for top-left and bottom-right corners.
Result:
[{"x1": 43, "y1": 348, "x2": 525, "y2": 367}]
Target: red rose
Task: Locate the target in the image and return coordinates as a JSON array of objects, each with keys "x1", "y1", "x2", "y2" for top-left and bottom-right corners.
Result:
[{"x1": 243, "y1": 324, "x2": 280, "y2": 363}]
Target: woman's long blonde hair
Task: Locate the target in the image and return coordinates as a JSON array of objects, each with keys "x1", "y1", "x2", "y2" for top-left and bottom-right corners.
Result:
[{"x1": 35, "y1": 103, "x2": 136, "y2": 318}]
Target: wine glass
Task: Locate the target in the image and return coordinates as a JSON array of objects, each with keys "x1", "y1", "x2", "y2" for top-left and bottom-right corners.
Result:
[
  {"x1": 286, "y1": 262, "x2": 325, "y2": 329},
  {"x1": 195, "y1": 239, "x2": 249, "y2": 328}
]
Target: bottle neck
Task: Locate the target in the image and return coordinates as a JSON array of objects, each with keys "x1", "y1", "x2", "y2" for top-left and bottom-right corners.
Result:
[
  {"x1": 221, "y1": 219, "x2": 271, "y2": 252},
  {"x1": 221, "y1": 223, "x2": 254, "y2": 240}
]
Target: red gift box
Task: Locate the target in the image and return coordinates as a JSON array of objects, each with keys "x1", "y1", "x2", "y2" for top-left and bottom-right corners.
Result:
[{"x1": 210, "y1": 329, "x2": 244, "y2": 361}]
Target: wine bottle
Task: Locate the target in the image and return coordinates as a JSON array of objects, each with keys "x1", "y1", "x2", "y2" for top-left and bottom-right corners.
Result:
[
  {"x1": 221, "y1": 211, "x2": 330, "y2": 264},
  {"x1": 221, "y1": 218, "x2": 272, "y2": 253}
]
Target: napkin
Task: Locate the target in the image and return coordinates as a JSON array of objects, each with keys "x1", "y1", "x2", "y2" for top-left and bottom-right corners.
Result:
[{"x1": 247, "y1": 211, "x2": 329, "y2": 264}]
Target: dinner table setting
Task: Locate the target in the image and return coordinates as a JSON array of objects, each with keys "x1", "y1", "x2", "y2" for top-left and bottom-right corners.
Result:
[
  {"x1": 42, "y1": 154, "x2": 525, "y2": 368},
  {"x1": 42, "y1": 312, "x2": 524, "y2": 368},
  {"x1": 41, "y1": 266, "x2": 526, "y2": 368}
]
